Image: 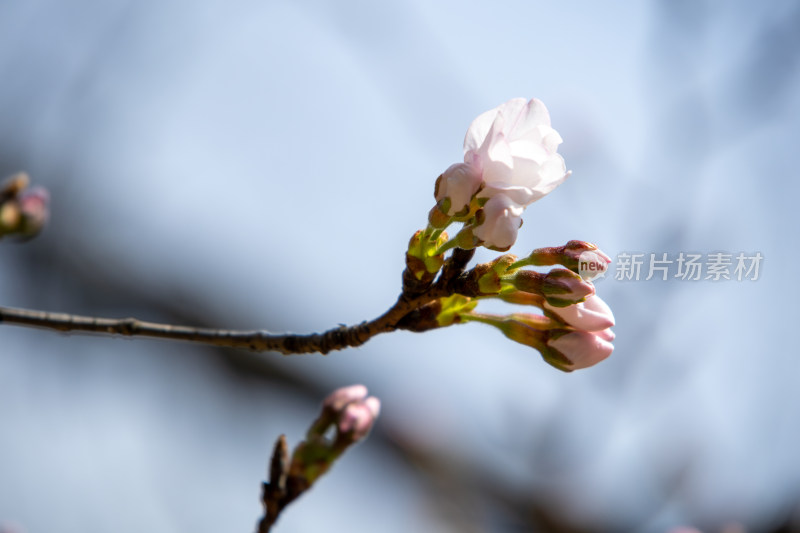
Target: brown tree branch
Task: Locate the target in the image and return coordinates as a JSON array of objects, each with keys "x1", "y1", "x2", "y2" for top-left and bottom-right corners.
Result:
[{"x1": 0, "y1": 251, "x2": 474, "y2": 355}]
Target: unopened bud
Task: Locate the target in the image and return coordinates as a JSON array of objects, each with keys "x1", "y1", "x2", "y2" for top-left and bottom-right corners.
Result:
[
  {"x1": 510, "y1": 268, "x2": 595, "y2": 307},
  {"x1": 406, "y1": 230, "x2": 448, "y2": 284},
  {"x1": 596, "y1": 328, "x2": 615, "y2": 342},
  {"x1": 285, "y1": 385, "x2": 382, "y2": 493},
  {"x1": 0, "y1": 202, "x2": 21, "y2": 231},
  {"x1": 544, "y1": 330, "x2": 614, "y2": 371},
  {"x1": 518, "y1": 240, "x2": 611, "y2": 279},
  {"x1": 544, "y1": 295, "x2": 615, "y2": 331},
  {"x1": 309, "y1": 384, "x2": 368, "y2": 438},
  {"x1": 435, "y1": 294, "x2": 477, "y2": 327},
  {"x1": 463, "y1": 310, "x2": 613, "y2": 372},
  {"x1": 434, "y1": 162, "x2": 483, "y2": 217},
  {"x1": 562, "y1": 240, "x2": 610, "y2": 268},
  {"x1": 323, "y1": 384, "x2": 368, "y2": 412},
  {"x1": 497, "y1": 290, "x2": 544, "y2": 307},
  {"x1": 17, "y1": 187, "x2": 50, "y2": 237},
  {"x1": 0, "y1": 174, "x2": 49, "y2": 239},
  {"x1": 338, "y1": 396, "x2": 381, "y2": 440},
  {"x1": 473, "y1": 254, "x2": 517, "y2": 294},
  {"x1": 464, "y1": 312, "x2": 550, "y2": 350},
  {"x1": 542, "y1": 269, "x2": 595, "y2": 306},
  {"x1": 471, "y1": 194, "x2": 524, "y2": 251}
]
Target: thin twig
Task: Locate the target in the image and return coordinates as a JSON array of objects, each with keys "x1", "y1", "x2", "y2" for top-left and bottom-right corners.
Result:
[
  {"x1": 0, "y1": 255, "x2": 470, "y2": 355},
  {"x1": 0, "y1": 298, "x2": 407, "y2": 355}
]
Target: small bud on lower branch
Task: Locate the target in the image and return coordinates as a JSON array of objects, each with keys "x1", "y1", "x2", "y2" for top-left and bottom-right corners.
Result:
[
  {"x1": 258, "y1": 386, "x2": 381, "y2": 532},
  {"x1": 323, "y1": 384, "x2": 368, "y2": 412},
  {"x1": 338, "y1": 396, "x2": 381, "y2": 441}
]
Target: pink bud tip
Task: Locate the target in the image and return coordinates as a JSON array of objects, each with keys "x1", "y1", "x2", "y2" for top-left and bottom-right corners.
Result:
[
  {"x1": 339, "y1": 396, "x2": 381, "y2": 439},
  {"x1": 18, "y1": 186, "x2": 50, "y2": 236},
  {"x1": 323, "y1": 384, "x2": 368, "y2": 412},
  {"x1": 547, "y1": 330, "x2": 614, "y2": 370},
  {"x1": 436, "y1": 163, "x2": 483, "y2": 216},
  {"x1": 545, "y1": 295, "x2": 615, "y2": 331},
  {"x1": 542, "y1": 268, "x2": 595, "y2": 306}
]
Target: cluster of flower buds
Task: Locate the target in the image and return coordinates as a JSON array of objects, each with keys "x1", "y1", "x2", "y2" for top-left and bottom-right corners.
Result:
[
  {"x1": 405, "y1": 239, "x2": 615, "y2": 372},
  {"x1": 0, "y1": 173, "x2": 49, "y2": 240},
  {"x1": 400, "y1": 98, "x2": 616, "y2": 372},
  {"x1": 452, "y1": 241, "x2": 614, "y2": 371}
]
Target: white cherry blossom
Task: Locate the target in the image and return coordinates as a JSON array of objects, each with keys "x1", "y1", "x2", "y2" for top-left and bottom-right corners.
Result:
[{"x1": 464, "y1": 97, "x2": 570, "y2": 207}]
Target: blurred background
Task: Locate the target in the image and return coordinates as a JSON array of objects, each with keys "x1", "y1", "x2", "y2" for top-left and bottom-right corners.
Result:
[{"x1": 1, "y1": 0, "x2": 799, "y2": 531}]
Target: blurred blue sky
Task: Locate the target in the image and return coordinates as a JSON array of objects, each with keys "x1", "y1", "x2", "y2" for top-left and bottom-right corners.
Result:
[{"x1": 1, "y1": 1, "x2": 799, "y2": 532}]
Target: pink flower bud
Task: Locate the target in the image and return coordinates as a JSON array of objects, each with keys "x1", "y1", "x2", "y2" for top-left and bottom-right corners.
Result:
[
  {"x1": 18, "y1": 186, "x2": 50, "y2": 237},
  {"x1": 0, "y1": 177, "x2": 49, "y2": 239},
  {"x1": 562, "y1": 240, "x2": 610, "y2": 262},
  {"x1": 511, "y1": 268, "x2": 595, "y2": 307},
  {"x1": 595, "y1": 328, "x2": 615, "y2": 342},
  {"x1": 547, "y1": 330, "x2": 614, "y2": 370},
  {"x1": 472, "y1": 193, "x2": 524, "y2": 251},
  {"x1": 463, "y1": 311, "x2": 614, "y2": 372},
  {"x1": 323, "y1": 384, "x2": 368, "y2": 412},
  {"x1": 541, "y1": 269, "x2": 595, "y2": 306},
  {"x1": 520, "y1": 241, "x2": 611, "y2": 277},
  {"x1": 338, "y1": 396, "x2": 381, "y2": 440},
  {"x1": 544, "y1": 295, "x2": 615, "y2": 331},
  {"x1": 435, "y1": 163, "x2": 482, "y2": 216}
]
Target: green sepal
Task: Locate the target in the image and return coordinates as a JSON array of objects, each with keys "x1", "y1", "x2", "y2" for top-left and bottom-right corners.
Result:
[
  {"x1": 436, "y1": 294, "x2": 478, "y2": 327},
  {"x1": 477, "y1": 254, "x2": 519, "y2": 292},
  {"x1": 406, "y1": 229, "x2": 449, "y2": 280},
  {"x1": 290, "y1": 439, "x2": 337, "y2": 485}
]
